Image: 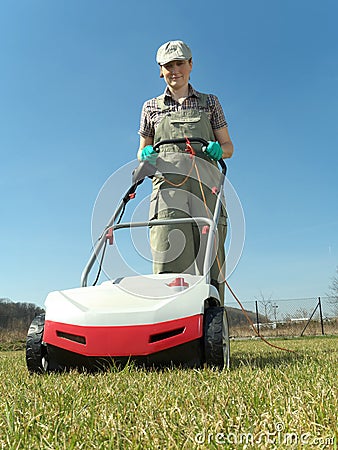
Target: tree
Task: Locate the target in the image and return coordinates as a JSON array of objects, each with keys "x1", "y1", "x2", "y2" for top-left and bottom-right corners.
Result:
[
  {"x1": 0, "y1": 298, "x2": 44, "y2": 331},
  {"x1": 328, "y1": 267, "x2": 338, "y2": 315}
]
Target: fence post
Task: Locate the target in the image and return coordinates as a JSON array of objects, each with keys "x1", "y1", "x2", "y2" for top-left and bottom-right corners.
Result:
[
  {"x1": 300, "y1": 301, "x2": 319, "y2": 337},
  {"x1": 318, "y1": 297, "x2": 325, "y2": 335},
  {"x1": 255, "y1": 301, "x2": 260, "y2": 335}
]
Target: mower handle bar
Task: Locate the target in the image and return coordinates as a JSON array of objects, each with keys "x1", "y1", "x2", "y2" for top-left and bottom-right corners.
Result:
[
  {"x1": 153, "y1": 137, "x2": 227, "y2": 175},
  {"x1": 80, "y1": 137, "x2": 228, "y2": 287},
  {"x1": 153, "y1": 137, "x2": 209, "y2": 150},
  {"x1": 81, "y1": 216, "x2": 216, "y2": 288}
]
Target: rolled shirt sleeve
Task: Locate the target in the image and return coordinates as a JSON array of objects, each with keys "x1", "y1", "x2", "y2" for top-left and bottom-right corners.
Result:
[
  {"x1": 139, "y1": 101, "x2": 155, "y2": 138},
  {"x1": 208, "y1": 94, "x2": 228, "y2": 130}
]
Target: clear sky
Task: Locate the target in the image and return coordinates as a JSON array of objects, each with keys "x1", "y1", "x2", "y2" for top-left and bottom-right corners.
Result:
[{"x1": 1, "y1": 0, "x2": 337, "y2": 307}]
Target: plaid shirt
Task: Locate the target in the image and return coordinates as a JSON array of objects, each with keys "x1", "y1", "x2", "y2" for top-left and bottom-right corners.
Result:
[{"x1": 139, "y1": 84, "x2": 228, "y2": 138}]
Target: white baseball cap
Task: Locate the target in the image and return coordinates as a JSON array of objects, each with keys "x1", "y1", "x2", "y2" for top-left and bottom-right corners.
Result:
[{"x1": 156, "y1": 40, "x2": 192, "y2": 65}]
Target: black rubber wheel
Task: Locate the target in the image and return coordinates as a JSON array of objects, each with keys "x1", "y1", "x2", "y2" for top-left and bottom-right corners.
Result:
[
  {"x1": 26, "y1": 314, "x2": 49, "y2": 374},
  {"x1": 204, "y1": 306, "x2": 230, "y2": 369}
]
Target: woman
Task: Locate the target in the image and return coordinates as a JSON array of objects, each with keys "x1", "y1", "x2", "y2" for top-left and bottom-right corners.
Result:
[{"x1": 137, "y1": 40, "x2": 234, "y2": 303}]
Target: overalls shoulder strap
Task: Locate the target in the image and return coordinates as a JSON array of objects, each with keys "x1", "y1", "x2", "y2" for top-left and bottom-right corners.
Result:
[
  {"x1": 156, "y1": 94, "x2": 169, "y2": 111},
  {"x1": 195, "y1": 93, "x2": 208, "y2": 108}
]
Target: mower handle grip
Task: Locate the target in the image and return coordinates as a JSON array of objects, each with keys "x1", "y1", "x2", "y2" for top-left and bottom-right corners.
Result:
[
  {"x1": 153, "y1": 137, "x2": 227, "y2": 175},
  {"x1": 153, "y1": 137, "x2": 209, "y2": 150}
]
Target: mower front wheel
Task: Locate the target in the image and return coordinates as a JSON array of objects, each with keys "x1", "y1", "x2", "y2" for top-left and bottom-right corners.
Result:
[
  {"x1": 26, "y1": 314, "x2": 52, "y2": 374},
  {"x1": 204, "y1": 306, "x2": 230, "y2": 369},
  {"x1": 26, "y1": 314, "x2": 62, "y2": 374}
]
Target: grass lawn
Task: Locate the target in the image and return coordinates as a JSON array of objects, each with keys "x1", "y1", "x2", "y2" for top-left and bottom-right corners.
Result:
[{"x1": 0, "y1": 336, "x2": 337, "y2": 449}]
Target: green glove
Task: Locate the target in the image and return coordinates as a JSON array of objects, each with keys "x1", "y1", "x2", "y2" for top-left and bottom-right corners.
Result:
[
  {"x1": 139, "y1": 145, "x2": 158, "y2": 165},
  {"x1": 205, "y1": 141, "x2": 223, "y2": 161}
]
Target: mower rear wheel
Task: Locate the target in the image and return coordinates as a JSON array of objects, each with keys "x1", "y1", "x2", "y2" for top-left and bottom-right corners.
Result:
[
  {"x1": 204, "y1": 306, "x2": 230, "y2": 369},
  {"x1": 26, "y1": 314, "x2": 49, "y2": 374}
]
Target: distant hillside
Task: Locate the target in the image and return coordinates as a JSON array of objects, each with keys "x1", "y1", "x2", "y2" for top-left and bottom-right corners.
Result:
[{"x1": 226, "y1": 306, "x2": 265, "y2": 326}]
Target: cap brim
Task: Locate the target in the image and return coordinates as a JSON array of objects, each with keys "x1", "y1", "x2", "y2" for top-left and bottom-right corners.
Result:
[{"x1": 158, "y1": 56, "x2": 190, "y2": 66}]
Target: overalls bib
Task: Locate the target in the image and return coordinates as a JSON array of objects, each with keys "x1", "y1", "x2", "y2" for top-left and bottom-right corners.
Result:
[{"x1": 149, "y1": 94, "x2": 227, "y2": 302}]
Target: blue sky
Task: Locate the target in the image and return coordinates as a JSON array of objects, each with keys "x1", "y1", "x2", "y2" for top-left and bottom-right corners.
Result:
[{"x1": 1, "y1": 0, "x2": 337, "y2": 307}]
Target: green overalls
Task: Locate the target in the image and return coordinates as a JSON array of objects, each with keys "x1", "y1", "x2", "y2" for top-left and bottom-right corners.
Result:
[{"x1": 149, "y1": 93, "x2": 227, "y2": 303}]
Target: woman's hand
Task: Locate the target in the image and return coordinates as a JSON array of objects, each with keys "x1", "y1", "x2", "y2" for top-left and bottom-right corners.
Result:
[
  {"x1": 205, "y1": 141, "x2": 223, "y2": 161},
  {"x1": 137, "y1": 145, "x2": 158, "y2": 165}
]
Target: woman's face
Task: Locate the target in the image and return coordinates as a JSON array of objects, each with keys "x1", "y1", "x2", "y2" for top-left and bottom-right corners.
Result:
[{"x1": 161, "y1": 59, "x2": 193, "y2": 91}]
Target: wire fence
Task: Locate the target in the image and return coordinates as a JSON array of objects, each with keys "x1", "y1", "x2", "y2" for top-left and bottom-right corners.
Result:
[
  {"x1": 1, "y1": 297, "x2": 337, "y2": 340},
  {"x1": 226, "y1": 296, "x2": 338, "y2": 338}
]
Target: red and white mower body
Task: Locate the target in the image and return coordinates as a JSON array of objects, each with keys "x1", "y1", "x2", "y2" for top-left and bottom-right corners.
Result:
[{"x1": 42, "y1": 274, "x2": 219, "y2": 368}]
